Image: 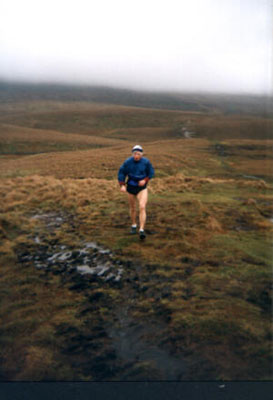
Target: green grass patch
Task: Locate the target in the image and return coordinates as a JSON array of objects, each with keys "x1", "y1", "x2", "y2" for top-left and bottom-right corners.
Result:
[{"x1": 208, "y1": 232, "x2": 271, "y2": 265}]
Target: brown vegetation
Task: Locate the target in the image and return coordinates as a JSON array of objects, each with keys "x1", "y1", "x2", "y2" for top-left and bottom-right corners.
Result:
[{"x1": 0, "y1": 95, "x2": 272, "y2": 381}]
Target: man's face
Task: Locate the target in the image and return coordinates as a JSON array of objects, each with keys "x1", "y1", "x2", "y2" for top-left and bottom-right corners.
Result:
[{"x1": 133, "y1": 151, "x2": 143, "y2": 161}]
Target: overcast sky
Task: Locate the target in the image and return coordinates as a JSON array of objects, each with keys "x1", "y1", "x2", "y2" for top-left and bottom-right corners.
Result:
[{"x1": 0, "y1": 0, "x2": 272, "y2": 94}]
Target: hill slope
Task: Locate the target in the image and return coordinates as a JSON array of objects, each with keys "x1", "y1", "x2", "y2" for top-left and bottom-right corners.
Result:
[
  {"x1": 1, "y1": 81, "x2": 272, "y2": 116},
  {"x1": 0, "y1": 87, "x2": 272, "y2": 381}
]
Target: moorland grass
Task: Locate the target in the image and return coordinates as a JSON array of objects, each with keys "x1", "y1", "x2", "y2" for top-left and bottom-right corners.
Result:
[{"x1": 0, "y1": 99, "x2": 272, "y2": 380}]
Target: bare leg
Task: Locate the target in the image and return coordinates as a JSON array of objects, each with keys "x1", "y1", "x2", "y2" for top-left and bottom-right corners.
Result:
[
  {"x1": 128, "y1": 193, "x2": 137, "y2": 226},
  {"x1": 137, "y1": 188, "x2": 148, "y2": 230}
]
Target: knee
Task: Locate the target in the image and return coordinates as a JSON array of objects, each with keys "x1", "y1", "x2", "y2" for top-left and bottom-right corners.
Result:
[{"x1": 139, "y1": 203, "x2": 146, "y2": 212}]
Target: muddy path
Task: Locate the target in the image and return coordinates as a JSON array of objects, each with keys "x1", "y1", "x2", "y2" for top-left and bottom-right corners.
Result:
[{"x1": 15, "y1": 211, "x2": 194, "y2": 380}]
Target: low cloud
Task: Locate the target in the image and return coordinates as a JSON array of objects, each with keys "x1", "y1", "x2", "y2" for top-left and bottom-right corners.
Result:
[{"x1": 0, "y1": 0, "x2": 271, "y2": 94}]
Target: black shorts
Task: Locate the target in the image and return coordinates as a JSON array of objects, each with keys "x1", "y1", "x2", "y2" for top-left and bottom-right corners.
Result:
[{"x1": 126, "y1": 184, "x2": 147, "y2": 195}]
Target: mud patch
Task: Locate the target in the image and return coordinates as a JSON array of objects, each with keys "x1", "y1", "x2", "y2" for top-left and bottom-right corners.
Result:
[
  {"x1": 107, "y1": 304, "x2": 187, "y2": 380},
  {"x1": 30, "y1": 211, "x2": 72, "y2": 232},
  {"x1": 18, "y1": 211, "x2": 124, "y2": 282},
  {"x1": 14, "y1": 210, "x2": 190, "y2": 380},
  {"x1": 17, "y1": 239, "x2": 124, "y2": 283}
]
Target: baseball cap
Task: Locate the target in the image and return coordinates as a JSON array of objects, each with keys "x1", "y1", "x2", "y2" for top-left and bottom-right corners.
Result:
[{"x1": 132, "y1": 145, "x2": 143, "y2": 153}]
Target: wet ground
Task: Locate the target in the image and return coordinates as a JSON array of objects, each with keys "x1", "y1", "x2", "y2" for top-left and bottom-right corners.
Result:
[
  {"x1": 15, "y1": 211, "x2": 191, "y2": 380},
  {"x1": 106, "y1": 304, "x2": 187, "y2": 380}
]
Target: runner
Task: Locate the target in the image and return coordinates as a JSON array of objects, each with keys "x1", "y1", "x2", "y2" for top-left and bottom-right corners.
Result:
[{"x1": 118, "y1": 145, "x2": 154, "y2": 240}]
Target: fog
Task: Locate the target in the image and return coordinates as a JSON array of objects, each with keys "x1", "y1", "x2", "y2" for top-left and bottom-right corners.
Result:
[{"x1": 0, "y1": 0, "x2": 272, "y2": 94}]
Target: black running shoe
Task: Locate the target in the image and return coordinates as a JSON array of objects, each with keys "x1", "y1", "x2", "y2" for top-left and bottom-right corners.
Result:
[
  {"x1": 130, "y1": 226, "x2": 137, "y2": 234},
  {"x1": 139, "y1": 230, "x2": 146, "y2": 240}
]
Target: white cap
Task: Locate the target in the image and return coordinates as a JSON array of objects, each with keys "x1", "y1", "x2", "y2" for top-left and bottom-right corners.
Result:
[{"x1": 132, "y1": 145, "x2": 143, "y2": 152}]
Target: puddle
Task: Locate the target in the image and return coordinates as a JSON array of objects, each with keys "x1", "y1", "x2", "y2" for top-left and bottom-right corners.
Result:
[
  {"x1": 22, "y1": 240, "x2": 124, "y2": 282},
  {"x1": 77, "y1": 265, "x2": 110, "y2": 277},
  {"x1": 48, "y1": 251, "x2": 73, "y2": 263},
  {"x1": 34, "y1": 236, "x2": 41, "y2": 244},
  {"x1": 18, "y1": 212, "x2": 124, "y2": 283},
  {"x1": 85, "y1": 242, "x2": 100, "y2": 249}
]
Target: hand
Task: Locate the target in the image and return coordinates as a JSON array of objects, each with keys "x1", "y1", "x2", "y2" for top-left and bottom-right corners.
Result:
[
  {"x1": 120, "y1": 185, "x2": 126, "y2": 193},
  {"x1": 138, "y1": 179, "x2": 146, "y2": 187}
]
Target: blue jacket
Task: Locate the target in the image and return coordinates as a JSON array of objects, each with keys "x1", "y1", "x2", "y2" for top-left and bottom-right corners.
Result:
[{"x1": 118, "y1": 157, "x2": 154, "y2": 186}]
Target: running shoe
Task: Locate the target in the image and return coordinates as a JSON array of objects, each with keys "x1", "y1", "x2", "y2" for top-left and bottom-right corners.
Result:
[
  {"x1": 139, "y1": 230, "x2": 146, "y2": 240},
  {"x1": 130, "y1": 226, "x2": 137, "y2": 234}
]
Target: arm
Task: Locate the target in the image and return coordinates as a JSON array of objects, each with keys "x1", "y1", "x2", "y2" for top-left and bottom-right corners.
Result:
[
  {"x1": 118, "y1": 160, "x2": 128, "y2": 191},
  {"x1": 147, "y1": 159, "x2": 155, "y2": 180},
  {"x1": 138, "y1": 159, "x2": 155, "y2": 186}
]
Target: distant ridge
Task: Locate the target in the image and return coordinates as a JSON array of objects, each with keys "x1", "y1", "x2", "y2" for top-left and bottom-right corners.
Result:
[{"x1": 0, "y1": 81, "x2": 272, "y2": 116}]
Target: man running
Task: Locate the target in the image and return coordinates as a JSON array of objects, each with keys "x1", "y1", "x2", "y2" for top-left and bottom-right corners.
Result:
[{"x1": 118, "y1": 145, "x2": 154, "y2": 240}]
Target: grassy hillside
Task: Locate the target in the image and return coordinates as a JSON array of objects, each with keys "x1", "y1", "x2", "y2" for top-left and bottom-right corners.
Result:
[
  {"x1": 0, "y1": 84, "x2": 272, "y2": 380},
  {"x1": 1, "y1": 81, "x2": 272, "y2": 116}
]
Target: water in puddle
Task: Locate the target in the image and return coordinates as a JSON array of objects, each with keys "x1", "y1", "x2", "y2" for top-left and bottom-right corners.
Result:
[
  {"x1": 77, "y1": 265, "x2": 110, "y2": 276},
  {"x1": 34, "y1": 236, "x2": 41, "y2": 244},
  {"x1": 84, "y1": 242, "x2": 99, "y2": 249},
  {"x1": 77, "y1": 265, "x2": 96, "y2": 275},
  {"x1": 23, "y1": 227, "x2": 123, "y2": 282}
]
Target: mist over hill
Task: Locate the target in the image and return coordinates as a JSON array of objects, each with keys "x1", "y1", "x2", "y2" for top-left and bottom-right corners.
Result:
[{"x1": 0, "y1": 81, "x2": 272, "y2": 117}]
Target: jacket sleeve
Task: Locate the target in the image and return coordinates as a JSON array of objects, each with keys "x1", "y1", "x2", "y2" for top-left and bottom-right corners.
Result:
[
  {"x1": 145, "y1": 160, "x2": 155, "y2": 183},
  {"x1": 118, "y1": 160, "x2": 128, "y2": 185}
]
